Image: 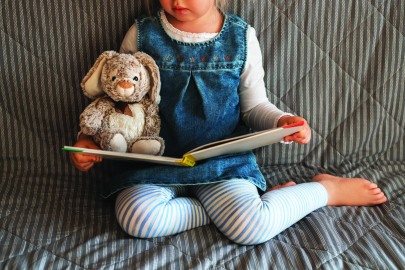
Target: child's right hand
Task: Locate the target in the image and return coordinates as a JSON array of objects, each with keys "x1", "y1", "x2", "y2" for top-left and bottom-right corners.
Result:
[{"x1": 70, "y1": 134, "x2": 102, "y2": 172}]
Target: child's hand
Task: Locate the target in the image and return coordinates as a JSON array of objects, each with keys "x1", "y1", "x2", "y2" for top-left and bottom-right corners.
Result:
[
  {"x1": 70, "y1": 134, "x2": 102, "y2": 172},
  {"x1": 277, "y1": 116, "x2": 311, "y2": 144}
]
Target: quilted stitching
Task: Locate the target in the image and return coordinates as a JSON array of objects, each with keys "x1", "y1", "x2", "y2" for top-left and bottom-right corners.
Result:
[{"x1": 1, "y1": 0, "x2": 404, "y2": 269}]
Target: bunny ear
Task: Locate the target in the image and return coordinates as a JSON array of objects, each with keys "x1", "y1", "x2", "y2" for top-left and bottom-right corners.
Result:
[
  {"x1": 81, "y1": 51, "x2": 118, "y2": 99},
  {"x1": 134, "y1": 52, "x2": 161, "y2": 104}
]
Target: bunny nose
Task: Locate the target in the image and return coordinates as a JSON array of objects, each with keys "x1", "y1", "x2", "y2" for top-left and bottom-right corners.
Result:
[{"x1": 118, "y1": 81, "x2": 133, "y2": 89}]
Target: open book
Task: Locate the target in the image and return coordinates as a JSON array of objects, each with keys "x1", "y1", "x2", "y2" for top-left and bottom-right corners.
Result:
[{"x1": 63, "y1": 121, "x2": 304, "y2": 167}]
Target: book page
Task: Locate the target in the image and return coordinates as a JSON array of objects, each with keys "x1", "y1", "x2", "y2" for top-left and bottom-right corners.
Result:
[
  {"x1": 62, "y1": 147, "x2": 185, "y2": 166},
  {"x1": 186, "y1": 130, "x2": 268, "y2": 153},
  {"x1": 63, "y1": 122, "x2": 304, "y2": 167},
  {"x1": 187, "y1": 124, "x2": 304, "y2": 161}
]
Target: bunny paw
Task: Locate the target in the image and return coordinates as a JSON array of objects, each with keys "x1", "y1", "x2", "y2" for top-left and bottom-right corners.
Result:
[
  {"x1": 131, "y1": 138, "x2": 164, "y2": 155},
  {"x1": 110, "y1": 134, "x2": 127, "y2": 152}
]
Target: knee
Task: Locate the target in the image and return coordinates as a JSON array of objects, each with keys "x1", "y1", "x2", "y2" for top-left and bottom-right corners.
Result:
[
  {"x1": 114, "y1": 185, "x2": 208, "y2": 238},
  {"x1": 114, "y1": 186, "x2": 168, "y2": 238},
  {"x1": 115, "y1": 207, "x2": 146, "y2": 238},
  {"x1": 218, "y1": 216, "x2": 274, "y2": 245},
  {"x1": 211, "y1": 199, "x2": 280, "y2": 245}
]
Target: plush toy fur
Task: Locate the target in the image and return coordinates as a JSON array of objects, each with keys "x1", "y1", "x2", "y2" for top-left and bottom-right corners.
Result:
[{"x1": 79, "y1": 51, "x2": 164, "y2": 155}]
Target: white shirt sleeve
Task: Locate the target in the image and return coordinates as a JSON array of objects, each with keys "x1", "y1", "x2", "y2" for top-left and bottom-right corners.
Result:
[
  {"x1": 240, "y1": 27, "x2": 292, "y2": 130},
  {"x1": 119, "y1": 24, "x2": 138, "y2": 53}
]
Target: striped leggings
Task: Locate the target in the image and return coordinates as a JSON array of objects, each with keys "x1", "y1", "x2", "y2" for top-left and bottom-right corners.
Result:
[{"x1": 115, "y1": 179, "x2": 328, "y2": 245}]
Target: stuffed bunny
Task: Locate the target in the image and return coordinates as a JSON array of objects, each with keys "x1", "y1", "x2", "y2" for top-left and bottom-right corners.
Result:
[{"x1": 79, "y1": 51, "x2": 164, "y2": 155}]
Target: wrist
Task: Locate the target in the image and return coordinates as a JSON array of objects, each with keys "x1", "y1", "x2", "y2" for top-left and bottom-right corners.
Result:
[{"x1": 277, "y1": 115, "x2": 291, "y2": 127}]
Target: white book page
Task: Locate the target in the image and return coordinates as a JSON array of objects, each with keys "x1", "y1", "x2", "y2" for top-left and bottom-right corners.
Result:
[
  {"x1": 188, "y1": 125, "x2": 303, "y2": 161},
  {"x1": 62, "y1": 147, "x2": 184, "y2": 166}
]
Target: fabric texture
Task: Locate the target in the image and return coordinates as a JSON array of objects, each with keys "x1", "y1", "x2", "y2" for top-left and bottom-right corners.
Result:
[
  {"x1": 106, "y1": 12, "x2": 267, "y2": 193},
  {"x1": 115, "y1": 184, "x2": 211, "y2": 238},
  {"x1": 1, "y1": 1, "x2": 404, "y2": 269},
  {"x1": 138, "y1": 12, "x2": 249, "y2": 156},
  {"x1": 115, "y1": 180, "x2": 327, "y2": 245}
]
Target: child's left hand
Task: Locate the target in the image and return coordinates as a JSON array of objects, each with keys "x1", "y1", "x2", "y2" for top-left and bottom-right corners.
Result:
[{"x1": 277, "y1": 116, "x2": 311, "y2": 144}]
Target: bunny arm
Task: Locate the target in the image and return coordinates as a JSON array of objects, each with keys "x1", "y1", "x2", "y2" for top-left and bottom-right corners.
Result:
[
  {"x1": 79, "y1": 97, "x2": 115, "y2": 136},
  {"x1": 141, "y1": 98, "x2": 161, "y2": 136}
]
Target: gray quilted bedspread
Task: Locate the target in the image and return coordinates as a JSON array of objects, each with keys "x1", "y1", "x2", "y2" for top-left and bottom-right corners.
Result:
[{"x1": 1, "y1": 1, "x2": 404, "y2": 269}]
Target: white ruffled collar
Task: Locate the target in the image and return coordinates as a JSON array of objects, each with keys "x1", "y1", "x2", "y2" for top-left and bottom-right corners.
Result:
[{"x1": 159, "y1": 10, "x2": 218, "y2": 43}]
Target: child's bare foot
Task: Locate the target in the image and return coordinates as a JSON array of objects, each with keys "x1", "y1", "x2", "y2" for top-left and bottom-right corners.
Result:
[
  {"x1": 267, "y1": 181, "x2": 296, "y2": 192},
  {"x1": 312, "y1": 174, "x2": 387, "y2": 206}
]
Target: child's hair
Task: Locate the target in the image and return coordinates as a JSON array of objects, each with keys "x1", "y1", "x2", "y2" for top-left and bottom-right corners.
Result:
[{"x1": 144, "y1": 0, "x2": 229, "y2": 16}]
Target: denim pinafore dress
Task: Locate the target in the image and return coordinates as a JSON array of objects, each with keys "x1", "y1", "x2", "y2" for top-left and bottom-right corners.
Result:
[{"x1": 103, "y1": 13, "x2": 266, "y2": 197}]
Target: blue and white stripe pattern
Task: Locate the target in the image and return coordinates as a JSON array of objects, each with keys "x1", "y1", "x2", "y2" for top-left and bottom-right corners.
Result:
[
  {"x1": 115, "y1": 185, "x2": 210, "y2": 238},
  {"x1": 115, "y1": 179, "x2": 328, "y2": 245},
  {"x1": 2, "y1": 0, "x2": 405, "y2": 269}
]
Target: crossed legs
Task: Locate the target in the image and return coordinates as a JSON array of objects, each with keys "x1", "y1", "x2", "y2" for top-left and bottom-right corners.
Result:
[{"x1": 115, "y1": 175, "x2": 386, "y2": 245}]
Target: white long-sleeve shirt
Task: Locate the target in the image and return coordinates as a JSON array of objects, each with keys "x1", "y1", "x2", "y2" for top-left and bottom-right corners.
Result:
[{"x1": 120, "y1": 11, "x2": 291, "y2": 130}]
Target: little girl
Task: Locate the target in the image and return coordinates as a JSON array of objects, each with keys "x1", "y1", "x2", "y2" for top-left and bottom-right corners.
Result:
[{"x1": 71, "y1": 0, "x2": 387, "y2": 245}]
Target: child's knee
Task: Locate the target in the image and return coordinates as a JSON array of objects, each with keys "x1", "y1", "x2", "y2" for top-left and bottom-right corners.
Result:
[
  {"x1": 218, "y1": 216, "x2": 273, "y2": 245},
  {"x1": 115, "y1": 197, "x2": 165, "y2": 238},
  {"x1": 114, "y1": 186, "x2": 165, "y2": 238},
  {"x1": 115, "y1": 202, "x2": 144, "y2": 238},
  {"x1": 115, "y1": 212, "x2": 143, "y2": 238},
  {"x1": 114, "y1": 186, "x2": 210, "y2": 238}
]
